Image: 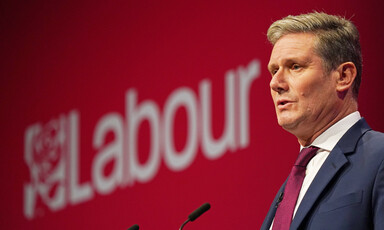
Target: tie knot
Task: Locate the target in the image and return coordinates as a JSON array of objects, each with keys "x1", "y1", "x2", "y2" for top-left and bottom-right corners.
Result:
[{"x1": 295, "y1": 146, "x2": 319, "y2": 167}]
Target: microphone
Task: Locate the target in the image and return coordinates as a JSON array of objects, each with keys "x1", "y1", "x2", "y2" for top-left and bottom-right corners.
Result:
[
  {"x1": 179, "y1": 203, "x2": 211, "y2": 230},
  {"x1": 127, "y1": 224, "x2": 139, "y2": 230}
]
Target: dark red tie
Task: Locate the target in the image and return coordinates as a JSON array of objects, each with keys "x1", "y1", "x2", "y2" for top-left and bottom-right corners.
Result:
[{"x1": 272, "y1": 146, "x2": 319, "y2": 230}]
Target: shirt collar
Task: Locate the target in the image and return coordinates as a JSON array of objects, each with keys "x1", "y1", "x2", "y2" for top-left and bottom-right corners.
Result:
[{"x1": 301, "y1": 111, "x2": 361, "y2": 152}]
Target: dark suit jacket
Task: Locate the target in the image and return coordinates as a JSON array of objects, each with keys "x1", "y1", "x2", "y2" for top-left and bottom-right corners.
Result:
[{"x1": 261, "y1": 118, "x2": 384, "y2": 230}]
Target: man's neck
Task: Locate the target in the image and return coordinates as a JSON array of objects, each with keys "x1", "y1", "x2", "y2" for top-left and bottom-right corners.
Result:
[{"x1": 297, "y1": 107, "x2": 358, "y2": 147}]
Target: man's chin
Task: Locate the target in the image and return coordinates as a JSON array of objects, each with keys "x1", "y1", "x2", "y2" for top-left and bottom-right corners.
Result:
[{"x1": 278, "y1": 119, "x2": 298, "y2": 132}]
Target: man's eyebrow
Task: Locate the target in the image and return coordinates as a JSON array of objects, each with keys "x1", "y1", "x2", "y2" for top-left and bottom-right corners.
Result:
[
  {"x1": 278, "y1": 56, "x2": 312, "y2": 66},
  {"x1": 267, "y1": 63, "x2": 277, "y2": 72}
]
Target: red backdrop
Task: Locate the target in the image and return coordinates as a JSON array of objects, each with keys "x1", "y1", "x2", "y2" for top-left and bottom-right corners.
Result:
[{"x1": 1, "y1": 1, "x2": 384, "y2": 229}]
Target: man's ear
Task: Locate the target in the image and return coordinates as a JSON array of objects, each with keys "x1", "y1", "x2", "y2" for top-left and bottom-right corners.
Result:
[{"x1": 335, "y1": 62, "x2": 357, "y2": 93}]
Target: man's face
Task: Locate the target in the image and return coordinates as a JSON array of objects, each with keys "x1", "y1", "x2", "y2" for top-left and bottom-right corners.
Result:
[{"x1": 268, "y1": 33, "x2": 340, "y2": 141}]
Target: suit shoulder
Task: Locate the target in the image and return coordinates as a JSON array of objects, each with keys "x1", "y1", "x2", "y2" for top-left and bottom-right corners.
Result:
[
  {"x1": 363, "y1": 129, "x2": 384, "y2": 143},
  {"x1": 359, "y1": 129, "x2": 384, "y2": 157}
]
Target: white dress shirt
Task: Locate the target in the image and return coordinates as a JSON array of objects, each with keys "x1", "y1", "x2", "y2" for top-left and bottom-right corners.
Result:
[{"x1": 270, "y1": 111, "x2": 361, "y2": 229}]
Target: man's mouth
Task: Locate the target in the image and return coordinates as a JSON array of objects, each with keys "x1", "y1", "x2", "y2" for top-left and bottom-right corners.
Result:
[{"x1": 277, "y1": 99, "x2": 293, "y2": 109}]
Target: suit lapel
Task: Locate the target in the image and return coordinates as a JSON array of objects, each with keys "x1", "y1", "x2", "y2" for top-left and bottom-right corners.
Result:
[
  {"x1": 261, "y1": 180, "x2": 287, "y2": 230},
  {"x1": 289, "y1": 118, "x2": 371, "y2": 229}
]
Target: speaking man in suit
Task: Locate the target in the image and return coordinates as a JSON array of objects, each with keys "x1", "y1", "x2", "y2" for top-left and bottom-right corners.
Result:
[{"x1": 261, "y1": 12, "x2": 384, "y2": 230}]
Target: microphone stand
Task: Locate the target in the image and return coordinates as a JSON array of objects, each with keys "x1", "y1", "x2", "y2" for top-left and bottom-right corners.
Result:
[
  {"x1": 179, "y1": 219, "x2": 190, "y2": 230},
  {"x1": 179, "y1": 203, "x2": 210, "y2": 230}
]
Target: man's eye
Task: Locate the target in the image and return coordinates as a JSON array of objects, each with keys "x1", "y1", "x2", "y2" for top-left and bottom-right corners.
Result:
[
  {"x1": 291, "y1": 64, "x2": 301, "y2": 70},
  {"x1": 271, "y1": 68, "x2": 279, "y2": 76}
]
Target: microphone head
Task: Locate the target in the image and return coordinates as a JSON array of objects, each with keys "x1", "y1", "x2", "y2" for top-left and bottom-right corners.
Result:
[
  {"x1": 127, "y1": 224, "x2": 139, "y2": 230},
  {"x1": 188, "y1": 203, "x2": 211, "y2": 222}
]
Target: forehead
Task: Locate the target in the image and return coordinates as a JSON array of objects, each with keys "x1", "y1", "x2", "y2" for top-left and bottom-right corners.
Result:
[{"x1": 268, "y1": 33, "x2": 318, "y2": 67}]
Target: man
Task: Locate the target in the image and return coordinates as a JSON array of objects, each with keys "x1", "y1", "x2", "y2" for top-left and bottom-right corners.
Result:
[{"x1": 261, "y1": 12, "x2": 384, "y2": 229}]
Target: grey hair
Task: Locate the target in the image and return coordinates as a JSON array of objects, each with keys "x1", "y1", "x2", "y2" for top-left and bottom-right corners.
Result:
[{"x1": 267, "y1": 12, "x2": 362, "y2": 98}]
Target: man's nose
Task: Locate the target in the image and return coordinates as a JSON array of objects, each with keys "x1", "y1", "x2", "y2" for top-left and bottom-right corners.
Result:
[{"x1": 270, "y1": 70, "x2": 288, "y2": 94}]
